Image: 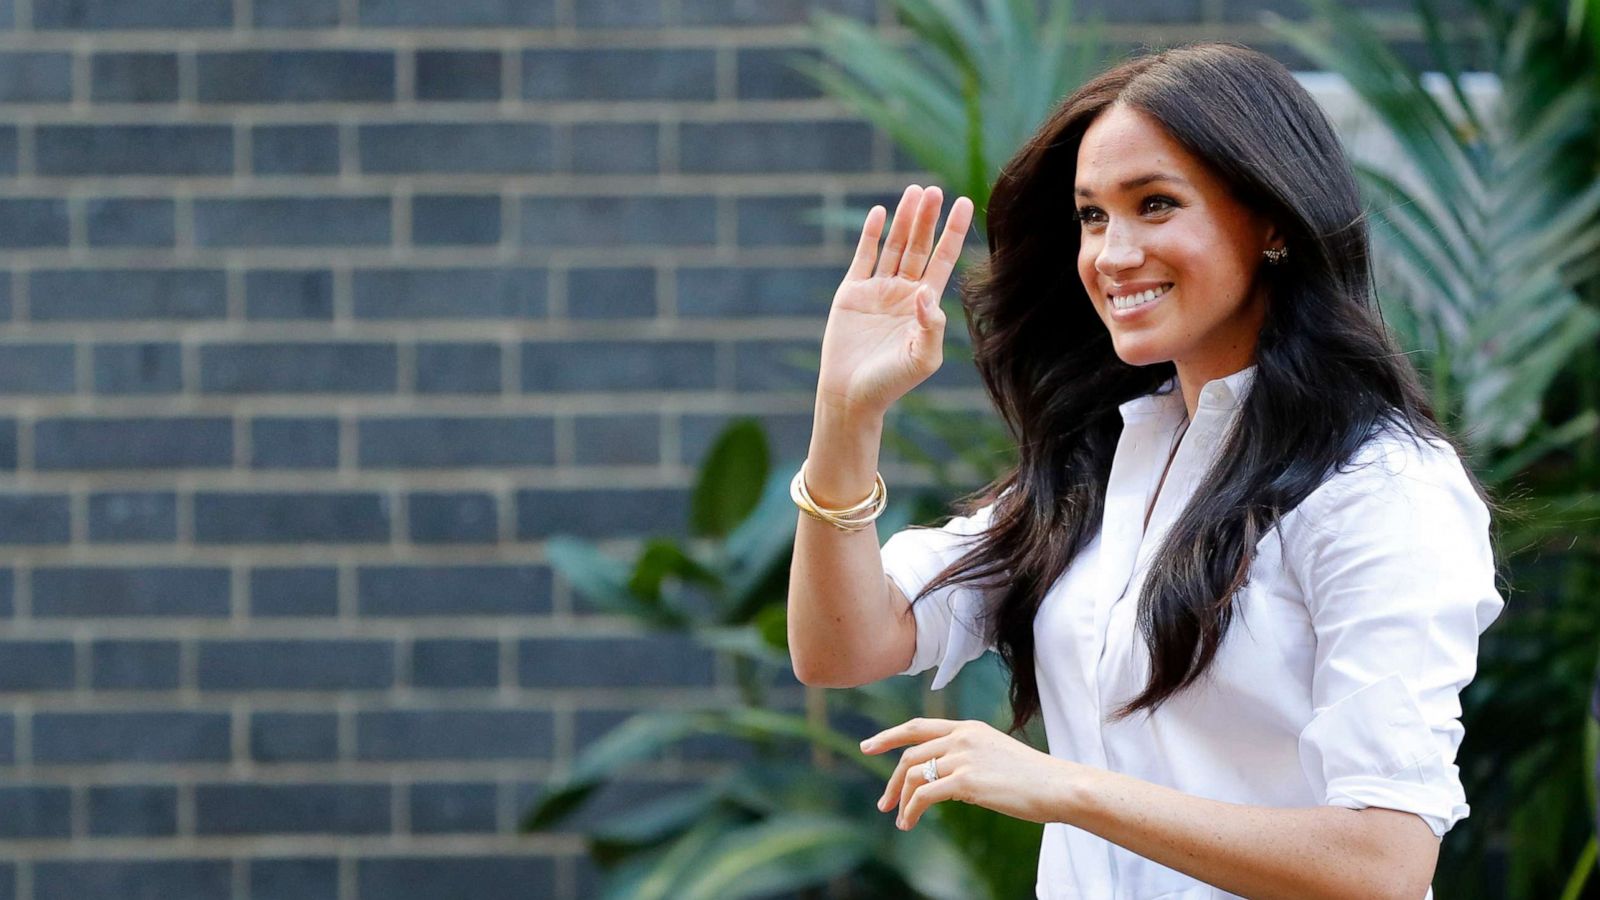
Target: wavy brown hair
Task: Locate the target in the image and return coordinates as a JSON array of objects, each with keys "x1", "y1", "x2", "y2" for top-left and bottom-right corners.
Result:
[{"x1": 909, "y1": 42, "x2": 1490, "y2": 730}]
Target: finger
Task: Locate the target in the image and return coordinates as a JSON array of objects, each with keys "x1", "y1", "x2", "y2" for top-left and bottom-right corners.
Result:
[
  {"x1": 876, "y1": 734, "x2": 954, "y2": 812},
  {"x1": 873, "y1": 185, "x2": 924, "y2": 278},
  {"x1": 899, "y1": 766, "x2": 966, "y2": 830},
  {"x1": 844, "y1": 204, "x2": 886, "y2": 282},
  {"x1": 919, "y1": 195, "x2": 975, "y2": 292},
  {"x1": 897, "y1": 185, "x2": 943, "y2": 281},
  {"x1": 860, "y1": 716, "x2": 957, "y2": 754},
  {"x1": 897, "y1": 748, "x2": 964, "y2": 826}
]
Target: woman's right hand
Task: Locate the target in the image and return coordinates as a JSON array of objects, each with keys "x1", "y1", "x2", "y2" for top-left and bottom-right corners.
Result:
[{"x1": 816, "y1": 184, "x2": 975, "y2": 421}]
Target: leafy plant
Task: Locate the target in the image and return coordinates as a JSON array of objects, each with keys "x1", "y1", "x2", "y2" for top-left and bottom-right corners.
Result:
[
  {"x1": 523, "y1": 419, "x2": 1039, "y2": 899},
  {"x1": 1269, "y1": 0, "x2": 1600, "y2": 896}
]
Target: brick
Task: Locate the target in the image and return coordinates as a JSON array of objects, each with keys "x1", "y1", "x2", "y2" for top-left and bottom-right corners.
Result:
[
  {"x1": 360, "y1": 857, "x2": 557, "y2": 900},
  {"x1": 575, "y1": 0, "x2": 666, "y2": 27},
  {"x1": 412, "y1": 195, "x2": 500, "y2": 246},
  {"x1": 92, "y1": 343, "x2": 182, "y2": 394},
  {"x1": 408, "y1": 492, "x2": 498, "y2": 544},
  {"x1": 524, "y1": 193, "x2": 713, "y2": 246},
  {"x1": 0, "y1": 199, "x2": 67, "y2": 247},
  {"x1": 201, "y1": 343, "x2": 398, "y2": 393},
  {"x1": 244, "y1": 269, "x2": 335, "y2": 320},
  {"x1": 679, "y1": 121, "x2": 873, "y2": 173},
  {"x1": 89, "y1": 53, "x2": 177, "y2": 102},
  {"x1": 0, "y1": 421, "x2": 14, "y2": 471},
  {"x1": 250, "y1": 711, "x2": 339, "y2": 761},
  {"x1": 90, "y1": 640, "x2": 180, "y2": 689},
  {"x1": 87, "y1": 491, "x2": 178, "y2": 542},
  {"x1": 572, "y1": 414, "x2": 659, "y2": 465},
  {"x1": 195, "y1": 783, "x2": 390, "y2": 834},
  {"x1": 32, "y1": 711, "x2": 231, "y2": 763},
  {"x1": 0, "y1": 52, "x2": 68, "y2": 102},
  {"x1": 515, "y1": 487, "x2": 688, "y2": 539},
  {"x1": 85, "y1": 198, "x2": 175, "y2": 246},
  {"x1": 0, "y1": 571, "x2": 13, "y2": 616},
  {"x1": 409, "y1": 782, "x2": 496, "y2": 833},
  {"x1": 736, "y1": 47, "x2": 823, "y2": 100},
  {"x1": 0, "y1": 786, "x2": 70, "y2": 838},
  {"x1": 356, "y1": 709, "x2": 553, "y2": 760},
  {"x1": 521, "y1": 195, "x2": 715, "y2": 247},
  {"x1": 0, "y1": 279, "x2": 12, "y2": 319},
  {"x1": 86, "y1": 785, "x2": 177, "y2": 836},
  {"x1": 569, "y1": 122, "x2": 657, "y2": 174},
  {"x1": 359, "y1": 0, "x2": 555, "y2": 26},
  {"x1": 253, "y1": 0, "x2": 341, "y2": 27},
  {"x1": 731, "y1": 338, "x2": 819, "y2": 391},
  {"x1": 0, "y1": 495, "x2": 70, "y2": 544},
  {"x1": 416, "y1": 50, "x2": 500, "y2": 101},
  {"x1": 519, "y1": 635, "x2": 714, "y2": 687},
  {"x1": 35, "y1": 862, "x2": 224, "y2": 900},
  {"x1": 411, "y1": 638, "x2": 498, "y2": 688},
  {"x1": 34, "y1": 417, "x2": 231, "y2": 470},
  {"x1": 353, "y1": 268, "x2": 543, "y2": 318},
  {"x1": 0, "y1": 344, "x2": 74, "y2": 393},
  {"x1": 359, "y1": 417, "x2": 553, "y2": 468},
  {"x1": 30, "y1": 269, "x2": 226, "y2": 321},
  {"x1": 358, "y1": 565, "x2": 551, "y2": 617},
  {"x1": 415, "y1": 343, "x2": 501, "y2": 394},
  {"x1": 0, "y1": 717, "x2": 10, "y2": 766},
  {"x1": 0, "y1": 641, "x2": 74, "y2": 689},
  {"x1": 359, "y1": 123, "x2": 553, "y2": 174},
  {"x1": 34, "y1": 0, "x2": 232, "y2": 28},
  {"x1": 521, "y1": 340, "x2": 714, "y2": 391},
  {"x1": 33, "y1": 567, "x2": 230, "y2": 618},
  {"x1": 0, "y1": 127, "x2": 17, "y2": 176},
  {"x1": 249, "y1": 567, "x2": 338, "y2": 617},
  {"x1": 36, "y1": 125, "x2": 232, "y2": 176},
  {"x1": 194, "y1": 197, "x2": 390, "y2": 246},
  {"x1": 198, "y1": 639, "x2": 393, "y2": 690},
  {"x1": 251, "y1": 858, "x2": 338, "y2": 900},
  {"x1": 198, "y1": 51, "x2": 394, "y2": 103},
  {"x1": 251, "y1": 418, "x2": 339, "y2": 469},
  {"x1": 736, "y1": 196, "x2": 826, "y2": 246},
  {"x1": 677, "y1": 265, "x2": 837, "y2": 317},
  {"x1": 252, "y1": 124, "x2": 340, "y2": 175},
  {"x1": 524, "y1": 48, "x2": 714, "y2": 101},
  {"x1": 566, "y1": 267, "x2": 654, "y2": 319},
  {"x1": 677, "y1": 0, "x2": 874, "y2": 24},
  {"x1": 0, "y1": 0, "x2": 11, "y2": 28},
  {"x1": 193, "y1": 492, "x2": 392, "y2": 544}
]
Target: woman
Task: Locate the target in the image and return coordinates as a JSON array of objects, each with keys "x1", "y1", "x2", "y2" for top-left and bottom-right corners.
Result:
[{"x1": 786, "y1": 42, "x2": 1504, "y2": 899}]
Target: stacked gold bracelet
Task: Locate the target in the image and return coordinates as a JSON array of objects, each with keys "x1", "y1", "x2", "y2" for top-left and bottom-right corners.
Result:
[{"x1": 790, "y1": 459, "x2": 888, "y2": 532}]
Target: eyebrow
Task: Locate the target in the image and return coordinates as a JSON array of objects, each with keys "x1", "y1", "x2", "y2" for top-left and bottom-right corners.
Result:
[{"x1": 1074, "y1": 172, "x2": 1191, "y2": 198}]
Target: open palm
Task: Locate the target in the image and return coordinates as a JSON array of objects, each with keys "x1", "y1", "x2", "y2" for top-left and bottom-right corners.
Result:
[{"x1": 818, "y1": 184, "x2": 975, "y2": 419}]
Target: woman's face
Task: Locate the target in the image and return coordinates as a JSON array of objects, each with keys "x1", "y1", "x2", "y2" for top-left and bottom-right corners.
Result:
[{"x1": 1074, "y1": 104, "x2": 1280, "y2": 380}]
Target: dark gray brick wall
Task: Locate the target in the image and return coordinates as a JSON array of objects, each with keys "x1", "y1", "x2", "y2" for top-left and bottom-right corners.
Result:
[{"x1": 0, "y1": 1, "x2": 1425, "y2": 896}]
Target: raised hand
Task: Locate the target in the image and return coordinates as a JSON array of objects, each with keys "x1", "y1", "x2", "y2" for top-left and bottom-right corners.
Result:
[{"x1": 816, "y1": 185, "x2": 975, "y2": 421}]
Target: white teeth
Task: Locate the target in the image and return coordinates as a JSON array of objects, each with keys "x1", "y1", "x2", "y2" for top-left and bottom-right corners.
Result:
[{"x1": 1111, "y1": 283, "x2": 1172, "y2": 310}]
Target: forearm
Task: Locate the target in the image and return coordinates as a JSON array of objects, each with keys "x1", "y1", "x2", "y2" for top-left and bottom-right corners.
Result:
[{"x1": 1057, "y1": 764, "x2": 1432, "y2": 900}]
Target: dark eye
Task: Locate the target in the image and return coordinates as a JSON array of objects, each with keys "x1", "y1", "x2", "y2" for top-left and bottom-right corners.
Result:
[
  {"x1": 1142, "y1": 195, "x2": 1178, "y2": 213},
  {"x1": 1074, "y1": 206, "x2": 1104, "y2": 225}
]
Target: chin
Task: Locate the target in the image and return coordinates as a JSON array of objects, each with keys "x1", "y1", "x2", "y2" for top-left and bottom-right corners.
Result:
[{"x1": 1108, "y1": 338, "x2": 1172, "y2": 369}]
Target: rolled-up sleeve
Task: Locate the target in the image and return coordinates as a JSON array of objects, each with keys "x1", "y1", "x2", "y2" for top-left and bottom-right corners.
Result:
[
  {"x1": 880, "y1": 497, "x2": 1000, "y2": 690},
  {"x1": 1292, "y1": 439, "x2": 1505, "y2": 837}
]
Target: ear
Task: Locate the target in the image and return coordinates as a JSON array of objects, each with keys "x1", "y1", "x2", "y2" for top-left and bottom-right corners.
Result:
[{"x1": 1263, "y1": 221, "x2": 1287, "y2": 253}]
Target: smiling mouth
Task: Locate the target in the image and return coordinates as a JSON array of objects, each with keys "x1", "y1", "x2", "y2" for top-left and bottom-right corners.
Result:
[{"x1": 1109, "y1": 283, "x2": 1173, "y2": 311}]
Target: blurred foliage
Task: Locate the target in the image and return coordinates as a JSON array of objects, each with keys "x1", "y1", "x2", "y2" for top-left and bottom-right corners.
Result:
[{"x1": 1269, "y1": 0, "x2": 1600, "y2": 895}]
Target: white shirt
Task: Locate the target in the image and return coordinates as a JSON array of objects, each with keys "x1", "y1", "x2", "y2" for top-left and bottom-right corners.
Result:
[{"x1": 879, "y1": 364, "x2": 1504, "y2": 900}]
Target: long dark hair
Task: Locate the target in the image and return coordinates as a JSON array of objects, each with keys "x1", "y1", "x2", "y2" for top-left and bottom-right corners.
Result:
[{"x1": 910, "y1": 42, "x2": 1491, "y2": 730}]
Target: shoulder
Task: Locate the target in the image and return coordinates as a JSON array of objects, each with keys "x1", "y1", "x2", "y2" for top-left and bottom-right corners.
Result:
[{"x1": 1294, "y1": 423, "x2": 1487, "y2": 531}]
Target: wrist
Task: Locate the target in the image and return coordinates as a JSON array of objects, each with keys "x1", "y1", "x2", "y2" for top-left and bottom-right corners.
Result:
[{"x1": 1041, "y1": 757, "x2": 1097, "y2": 826}]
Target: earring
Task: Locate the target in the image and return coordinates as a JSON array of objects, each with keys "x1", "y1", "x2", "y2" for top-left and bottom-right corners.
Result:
[{"x1": 1263, "y1": 245, "x2": 1289, "y2": 265}]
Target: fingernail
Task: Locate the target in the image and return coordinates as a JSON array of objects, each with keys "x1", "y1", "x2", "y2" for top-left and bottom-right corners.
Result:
[{"x1": 858, "y1": 739, "x2": 872, "y2": 751}]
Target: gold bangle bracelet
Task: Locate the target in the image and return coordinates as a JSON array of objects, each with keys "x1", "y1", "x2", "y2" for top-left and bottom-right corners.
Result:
[{"x1": 790, "y1": 459, "x2": 887, "y2": 532}]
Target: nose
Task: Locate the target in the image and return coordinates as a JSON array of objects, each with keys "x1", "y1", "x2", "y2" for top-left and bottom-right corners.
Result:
[{"x1": 1093, "y1": 222, "x2": 1144, "y2": 278}]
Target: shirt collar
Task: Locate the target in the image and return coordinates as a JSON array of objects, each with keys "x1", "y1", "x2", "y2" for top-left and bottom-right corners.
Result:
[{"x1": 1117, "y1": 364, "x2": 1257, "y2": 422}]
